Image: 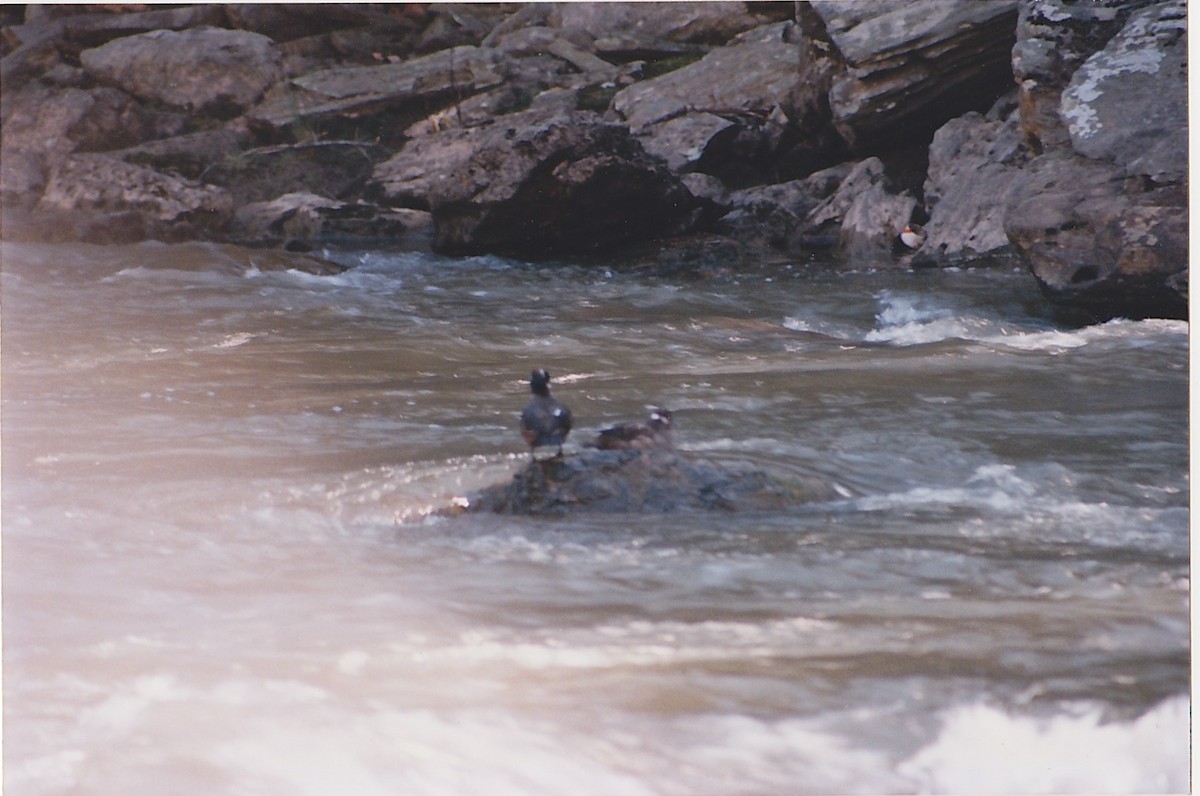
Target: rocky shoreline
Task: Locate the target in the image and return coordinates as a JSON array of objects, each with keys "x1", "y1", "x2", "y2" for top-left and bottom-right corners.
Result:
[{"x1": 0, "y1": 1, "x2": 1186, "y2": 320}]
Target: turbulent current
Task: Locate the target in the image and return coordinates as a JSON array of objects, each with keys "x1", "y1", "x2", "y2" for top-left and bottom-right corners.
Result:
[{"x1": 2, "y1": 241, "x2": 1189, "y2": 794}]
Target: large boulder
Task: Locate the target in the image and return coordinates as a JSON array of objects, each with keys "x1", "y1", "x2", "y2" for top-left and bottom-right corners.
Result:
[
  {"x1": 1058, "y1": 0, "x2": 1185, "y2": 183},
  {"x1": 811, "y1": 0, "x2": 1019, "y2": 152},
  {"x1": 799, "y1": 157, "x2": 917, "y2": 265},
  {"x1": 716, "y1": 162, "x2": 853, "y2": 251},
  {"x1": 80, "y1": 27, "x2": 282, "y2": 116},
  {"x1": 423, "y1": 110, "x2": 698, "y2": 258},
  {"x1": 465, "y1": 448, "x2": 839, "y2": 515},
  {"x1": 611, "y1": 22, "x2": 816, "y2": 185},
  {"x1": 370, "y1": 124, "x2": 490, "y2": 210},
  {"x1": 914, "y1": 110, "x2": 1031, "y2": 266},
  {"x1": 0, "y1": 83, "x2": 176, "y2": 156},
  {"x1": 1011, "y1": 0, "x2": 1151, "y2": 151},
  {"x1": 1, "y1": 5, "x2": 227, "y2": 91},
  {"x1": 1004, "y1": 151, "x2": 1186, "y2": 320},
  {"x1": 31, "y1": 154, "x2": 232, "y2": 243},
  {"x1": 1004, "y1": 0, "x2": 1187, "y2": 321}
]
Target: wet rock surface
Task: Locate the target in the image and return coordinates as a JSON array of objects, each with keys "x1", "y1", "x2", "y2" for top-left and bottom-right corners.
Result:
[
  {"x1": 1004, "y1": 0, "x2": 1187, "y2": 320},
  {"x1": 465, "y1": 448, "x2": 840, "y2": 515},
  {"x1": 1004, "y1": 150, "x2": 1187, "y2": 320}
]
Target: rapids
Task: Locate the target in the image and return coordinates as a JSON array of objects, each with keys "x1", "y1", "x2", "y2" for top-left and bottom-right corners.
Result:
[{"x1": 2, "y1": 241, "x2": 1189, "y2": 794}]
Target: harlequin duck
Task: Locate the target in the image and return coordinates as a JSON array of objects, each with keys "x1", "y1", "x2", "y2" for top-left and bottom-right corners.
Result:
[
  {"x1": 899, "y1": 223, "x2": 926, "y2": 250},
  {"x1": 520, "y1": 368, "x2": 573, "y2": 459},
  {"x1": 589, "y1": 408, "x2": 673, "y2": 450}
]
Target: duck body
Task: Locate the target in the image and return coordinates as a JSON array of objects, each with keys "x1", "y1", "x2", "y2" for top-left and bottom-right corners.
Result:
[
  {"x1": 590, "y1": 408, "x2": 673, "y2": 450},
  {"x1": 900, "y1": 223, "x2": 925, "y2": 249},
  {"x1": 520, "y1": 369, "x2": 572, "y2": 458}
]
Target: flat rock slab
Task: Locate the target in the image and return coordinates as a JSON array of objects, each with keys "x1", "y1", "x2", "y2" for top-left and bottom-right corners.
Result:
[
  {"x1": 248, "y1": 45, "x2": 503, "y2": 129},
  {"x1": 465, "y1": 448, "x2": 839, "y2": 515}
]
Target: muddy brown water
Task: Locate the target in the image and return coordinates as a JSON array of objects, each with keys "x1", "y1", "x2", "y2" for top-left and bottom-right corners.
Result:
[{"x1": 2, "y1": 241, "x2": 1188, "y2": 794}]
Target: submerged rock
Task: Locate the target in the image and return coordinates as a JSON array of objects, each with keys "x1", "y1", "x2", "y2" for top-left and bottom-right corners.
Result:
[{"x1": 465, "y1": 448, "x2": 839, "y2": 515}]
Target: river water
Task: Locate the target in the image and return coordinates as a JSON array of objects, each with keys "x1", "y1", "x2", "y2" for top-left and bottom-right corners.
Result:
[{"x1": 2, "y1": 241, "x2": 1189, "y2": 794}]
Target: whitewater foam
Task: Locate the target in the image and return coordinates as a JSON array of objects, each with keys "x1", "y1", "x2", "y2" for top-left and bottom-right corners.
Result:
[
  {"x1": 899, "y1": 695, "x2": 1190, "y2": 794},
  {"x1": 795, "y1": 290, "x2": 1189, "y2": 350}
]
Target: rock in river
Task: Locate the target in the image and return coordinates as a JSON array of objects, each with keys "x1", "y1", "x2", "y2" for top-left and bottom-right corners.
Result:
[{"x1": 465, "y1": 448, "x2": 839, "y2": 515}]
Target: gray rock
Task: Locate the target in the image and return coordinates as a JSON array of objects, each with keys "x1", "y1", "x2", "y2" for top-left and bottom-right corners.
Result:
[
  {"x1": 914, "y1": 111, "x2": 1031, "y2": 266},
  {"x1": 1004, "y1": 150, "x2": 1186, "y2": 320},
  {"x1": 636, "y1": 112, "x2": 734, "y2": 172},
  {"x1": 80, "y1": 27, "x2": 282, "y2": 115},
  {"x1": 370, "y1": 124, "x2": 490, "y2": 210},
  {"x1": 119, "y1": 128, "x2": 255, "y2": 181},
  {"x1": 203, "y1": 140, "x2": 385, "y2": 206},
  {"x1": 1011, "y1": 0, "x2": 1150, "y2": 151},
  {"x1": 801, "y1": 158, "x2": 916, "y2": 265},
  {"x1": 610, "y1": 22, "x2": 809, "y2": 183},
  {"x1": 464, "y1": 448, "x2": 839, "y2": 515},
  {"x1": 494, "y1": 27, "x2": 621, "y2": 79},
  {"x1": 0, "y1": 150, "x2": 46, "y2": 209},
  {"x1": 248, "y1": 45, "x2": 502, "y2": 130},
  {"x1": 404, "y1": 84, "x2": 561, "y2": 138},
  {"x1": 425, "y1": 110, "x2": 697, "y2": 258},
  {"x1": 613, "y1": 22, "x2": 800, "y2": 131},
  {"x1": 231, "y1": 191, "x2": 423, "y2": 249},
  {"x1": 718, "y1": 162, "x2": 853, "y2": 250},
  {"x1": 1059, "y1": 0, "x2": 1186, "y2": 183},
  {"x1": 1001, "y1": 0, "x2": 1187, "y2": 320},
  {"x1": 811, "y1": 0, "x2": 1019, "y2": 152},
  {"x1": 1, "y1": 5, "x2": 227, "y2": 91},
  {"x1": 33, "y1": 154, "x2": 232, "y2": 243},
  {"x1": 553, "y1": 2, "x2": 763, "y2": 45},
  {"x1": 481, "y1": 4, "x2": 554, "y2": 49},
  {"x1": 680, "y1": 172, "x2": 729, "y2": 205},
  {"x1": 0, "y1": 83, "x2": 173, "y2": 156}
]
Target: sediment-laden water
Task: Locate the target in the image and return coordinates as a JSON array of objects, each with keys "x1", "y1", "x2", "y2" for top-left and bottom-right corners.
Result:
[{"x1": 2, "y1": 241, "x2": 1189, "y2": 794}]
